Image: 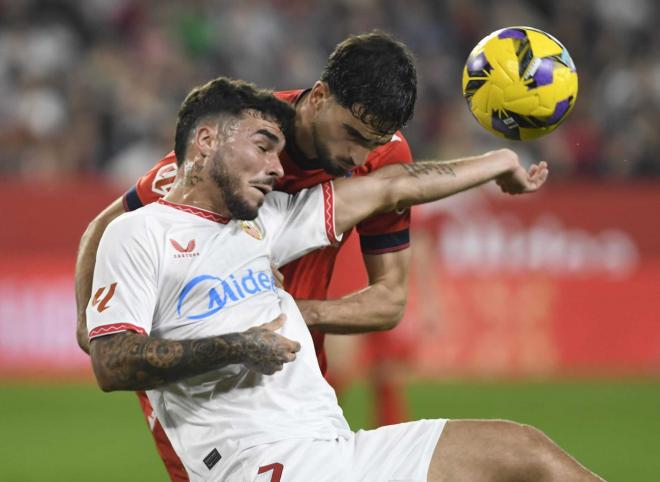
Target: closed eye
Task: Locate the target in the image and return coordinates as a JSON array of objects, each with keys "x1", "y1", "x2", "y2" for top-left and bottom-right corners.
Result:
[
  {"x1": 343, "y1": 123, "x2": 386, "y2": 149},
  {"x1": 253, "y1": 128, "x2": 282, "y2": 153}
]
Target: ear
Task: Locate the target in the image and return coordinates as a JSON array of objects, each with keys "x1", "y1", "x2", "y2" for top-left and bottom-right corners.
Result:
[
  {"x1": 192, "y1": 122, "x2": 218, "y2": 157},
  {"x1": 308, "y1": 81, "x2": 331, "y2": 111}
]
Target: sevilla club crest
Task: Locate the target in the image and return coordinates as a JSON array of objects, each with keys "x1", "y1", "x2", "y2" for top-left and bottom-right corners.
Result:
[{"x1": 239, "y1": 221, "x2": 263, "y2": 240}]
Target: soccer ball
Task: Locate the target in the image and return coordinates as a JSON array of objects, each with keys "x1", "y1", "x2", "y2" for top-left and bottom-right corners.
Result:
[{"x1": 462, "y1": 26, "x2": 578, "y2": 141}]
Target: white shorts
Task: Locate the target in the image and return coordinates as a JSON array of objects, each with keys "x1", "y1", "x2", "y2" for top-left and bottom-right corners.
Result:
[{"x1": 225, "y1": 419, "x2": 446, "y2": 482}]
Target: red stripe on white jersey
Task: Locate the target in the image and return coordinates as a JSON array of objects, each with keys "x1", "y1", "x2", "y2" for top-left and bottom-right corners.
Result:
[
  {"x1": 157, "y1": 199, "x2": 230, "y2": 224},
  {"x1": 322, "y1": 181, "x2": 338, "y2": 245},
  {"x1": 89, "y1": 323, "x2": 147, "y2": 339}
]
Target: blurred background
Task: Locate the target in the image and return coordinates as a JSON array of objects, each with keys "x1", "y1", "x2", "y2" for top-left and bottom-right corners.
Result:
[{"x1": 0, "y1": 0, "x2": 658, "y2": 480}]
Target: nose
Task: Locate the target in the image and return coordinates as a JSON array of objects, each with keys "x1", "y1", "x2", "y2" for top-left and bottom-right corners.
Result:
[
  {"x1": 266, "y1": 152, "x2": 284, "y2": 178},
  {"x1": 351, "y1": 145, "x2": 371, "y2": 167}
]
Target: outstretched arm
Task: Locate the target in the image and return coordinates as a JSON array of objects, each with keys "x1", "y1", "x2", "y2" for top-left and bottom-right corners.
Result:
[
  {"x1": 90, "y1": 315, "x2": 300, "y2": 391},
  {"x1": 75, "y1": 196, "x2": 126, "y2": 354},
  {"x1": 299, "y1": 149, "x2": 545, "y2": 333},
  {"x1": 333, "y1": 149, "x2": 548, "y2": 235}
]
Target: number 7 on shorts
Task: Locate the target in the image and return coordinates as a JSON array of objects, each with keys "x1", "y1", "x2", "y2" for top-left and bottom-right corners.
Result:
[{"x1": 258, "y1": 462, "x2": 283, "y2": 481}]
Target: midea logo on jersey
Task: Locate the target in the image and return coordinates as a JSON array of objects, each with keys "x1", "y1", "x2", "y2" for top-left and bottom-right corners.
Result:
[{"x1": 177, "y1": 269, "x2": 277, "y2": 320}]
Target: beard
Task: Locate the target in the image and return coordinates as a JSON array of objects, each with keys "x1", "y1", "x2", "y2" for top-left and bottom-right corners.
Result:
[
  {"x1": 210, "y1": 157, "x2": 259, "y2": 220},
  {"x1": 311, "y1": 122, "x2": 351, "y2": 177}
]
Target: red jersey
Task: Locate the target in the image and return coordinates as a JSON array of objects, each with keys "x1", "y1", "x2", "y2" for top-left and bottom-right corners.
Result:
[{"x1": 123, "y1": 89, "x2": 413, "y2": 374}]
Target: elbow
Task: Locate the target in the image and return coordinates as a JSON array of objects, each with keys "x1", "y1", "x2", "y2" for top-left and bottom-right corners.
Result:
[
  {"x1": 381, "y1": 308, "x2": 405, "y2": 331},
  {"x1": 93, "y1": 370, "x2": 120, "y2": 392},
  {"x1": 93, "y1": 368, "x2": 136, "y2": 392},
  {"x1": 367, "y1": 273, "x2": 410, "y2": 331},
  {"x1": 377, "y1": 319, "x2": 398, "y2": 332},
  {"x1": 375, "y1": 295, "x2": 407, "y2": 331},
  {"x1": 91, "y1": 356, "x2": 132, "y2": 391},
  {"x1": 97, "y1": 380, "x2": 117, "y2": 393},
  {"x1": 89, "y1": 344, "x2": 127, "y2": 392}
]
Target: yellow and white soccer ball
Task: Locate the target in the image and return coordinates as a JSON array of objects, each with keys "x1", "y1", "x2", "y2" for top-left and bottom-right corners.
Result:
[{"x1": 462, "y1": 26, "x2": 578, "y2": 140}]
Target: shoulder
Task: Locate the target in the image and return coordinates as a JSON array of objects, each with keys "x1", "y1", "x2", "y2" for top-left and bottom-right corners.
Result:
[
  {"x1": 260, "y1": 185, "x2": 323, "y2": 218},
  {"x1": 105, "y1": 204, "x2": 166, "y2": 242},
  {"x1": 260, "y1": 190, "x2": 295, "y2": 214}
]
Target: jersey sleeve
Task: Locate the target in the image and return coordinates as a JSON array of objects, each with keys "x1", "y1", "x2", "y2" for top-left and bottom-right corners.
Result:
[
  {"x1": 357, "y1": 133, "x2": 413, "y2": 255},
  {"x1": 123, "y1": 152, "x2": 178, "y2": 211},
  {"x1": 86, "y1": 215, "x2": 158, "y2": 339},
  {"x1": 266, "y1": 182, "x2": 342, "y2": 268}
]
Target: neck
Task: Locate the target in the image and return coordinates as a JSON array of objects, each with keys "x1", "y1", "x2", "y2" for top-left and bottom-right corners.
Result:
[{"x1": 165, "y1": 158, "x2": 231, "y2": 218}]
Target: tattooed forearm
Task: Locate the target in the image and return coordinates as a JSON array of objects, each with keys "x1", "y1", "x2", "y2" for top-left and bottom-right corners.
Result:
[
  {"x1": 90, "y1": 332, "x2": 240, "y2": 391},
  {"x1": 403, "y1": 161, "x2": 457, "y2": 178},
  {"x1": 90, "y1": 326, "x2": 297, "y2": 391}
]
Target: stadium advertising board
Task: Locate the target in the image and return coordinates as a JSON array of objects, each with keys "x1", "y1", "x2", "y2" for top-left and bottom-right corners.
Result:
[
  {"x1": 329, "y1": 182, "x2": 660, "y2": 378},
  {"x1": 1, "y1": 181, "x2": 658, "y2": 379}
]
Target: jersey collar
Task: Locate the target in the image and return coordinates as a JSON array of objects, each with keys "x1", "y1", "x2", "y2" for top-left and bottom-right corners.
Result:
[{"x1": 157, "y1": 199, "x2": 231, "y2": 224}]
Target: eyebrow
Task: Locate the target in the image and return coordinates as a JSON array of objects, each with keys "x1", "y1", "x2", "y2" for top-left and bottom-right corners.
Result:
[
  {"x1": 343, "y1": 123, "x2": 387, "y2": 145},
  {"x1": 253, "y1": 128, "x2": 281, "y2": 143}
]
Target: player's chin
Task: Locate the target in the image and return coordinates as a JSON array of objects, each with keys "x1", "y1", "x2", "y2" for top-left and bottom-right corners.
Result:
[
  {"x1": 229, "y1": 197, "x2": 260, "y2": 221},
  {"x1": 235, "y1": 208, "x2": 259, "y2": 221},
  {"x1": 242, "y1": 202, "x2": 261, "y2": 220}
]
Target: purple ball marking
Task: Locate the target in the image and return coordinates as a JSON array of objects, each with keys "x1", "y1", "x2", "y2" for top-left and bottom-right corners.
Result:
[
  {"x1": 547, "y1": 98, "x2": 570, "y2": 125},
  {"x1": 533, "y1": 58, "x2": 555, "y2": 86},
  {"x1": 492, "y1": 116, "x2": 509, "y2": 133},
  {"x1": 498, "y1": 29, "x2": 526, "y2": 40},
  {"x1": 492, "y1": 114, "x2": 520, "y2": 140}
]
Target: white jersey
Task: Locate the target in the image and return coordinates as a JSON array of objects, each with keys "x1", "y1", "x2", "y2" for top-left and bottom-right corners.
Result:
[{"x1": 87, "y1": 182, "x2": 351, "y2": 481}]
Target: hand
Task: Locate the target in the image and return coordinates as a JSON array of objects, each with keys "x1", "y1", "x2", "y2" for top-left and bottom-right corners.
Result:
[
  {"x1": 240, "y1": 314, "x2": 301, "y2": 375},
  {"x1": 495, "y1": 160, "x2": 549, "y2": 195}
]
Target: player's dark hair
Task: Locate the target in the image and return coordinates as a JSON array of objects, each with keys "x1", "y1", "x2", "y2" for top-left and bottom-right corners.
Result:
[
  {"x1": 320, "y1": 31, "x2": 417, "y2": 135},
  {"x1": 174, "y1": 77, "x2": 295, "y2": 165}
]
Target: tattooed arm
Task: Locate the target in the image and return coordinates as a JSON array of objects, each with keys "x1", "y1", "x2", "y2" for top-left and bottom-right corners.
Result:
[
  {"x1": 90, "y1": 315, "x2": 300, "y2": 391},
  {"x1": 333, "y1": 148, "x2": 548, "y2": 234}
]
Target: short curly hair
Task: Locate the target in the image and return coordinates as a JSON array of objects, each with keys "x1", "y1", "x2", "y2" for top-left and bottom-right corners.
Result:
[
  {"x1": 321, "y1": 31, "x2": 417, "y2": 135},
  {"x1": 174, "y1": 77, "x2": 295, "y2": 165}
]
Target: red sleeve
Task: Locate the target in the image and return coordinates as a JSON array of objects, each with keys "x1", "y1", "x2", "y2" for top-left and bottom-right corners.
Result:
[
  {"x1": 356, "y1": 133, "x2": 413, "y2": 254},
  {"x1": 122, "y1": 151, "x2": 178, "y2": 211}
]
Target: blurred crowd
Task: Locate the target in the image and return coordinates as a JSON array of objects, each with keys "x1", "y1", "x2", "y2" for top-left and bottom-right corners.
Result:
[{"x1": 1, "y1": 0, "x2": 658, "y2": 185}]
